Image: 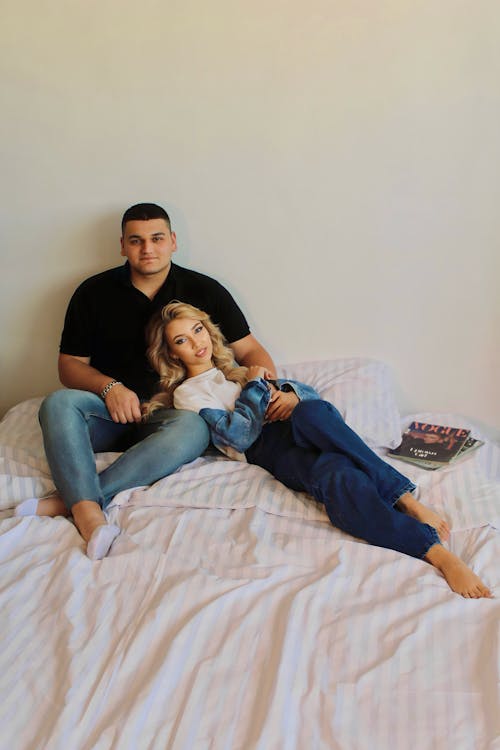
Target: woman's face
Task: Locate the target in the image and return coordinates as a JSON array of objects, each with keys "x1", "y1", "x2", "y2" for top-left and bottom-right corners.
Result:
[{"x1": 166, "y1": 317, "x2": 213, "y2": 376}]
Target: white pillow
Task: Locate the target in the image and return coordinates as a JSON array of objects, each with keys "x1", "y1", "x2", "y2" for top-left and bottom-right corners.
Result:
[
  {"x1": 0, "y1": 358, "x2": 401, "y2": 464},
  {"x1": 277, "y1": 358, "x2": 402, "y2": 449}
]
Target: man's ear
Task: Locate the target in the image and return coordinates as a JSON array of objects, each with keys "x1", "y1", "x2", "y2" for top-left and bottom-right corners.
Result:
[{"x1": 171, "y1": 231, "x2": 178, "y2": 253}]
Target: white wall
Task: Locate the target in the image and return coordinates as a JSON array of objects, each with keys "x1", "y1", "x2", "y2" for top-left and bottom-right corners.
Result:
[{"x1": 1, "y1": 0, "x2": 499, "y2": 434}]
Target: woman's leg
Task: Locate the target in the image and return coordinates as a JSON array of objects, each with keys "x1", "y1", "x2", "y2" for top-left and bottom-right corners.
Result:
[
  {"x1": 248, "y1": 422, "x2": 432, "y2": 555},
  {"x1": 291, "y1": 400, "x2": 415, "y2": 504},
  {"x1": 303, "y1": 451, "x2": 442, "y2": 559},
  {"x1": 249, "y1": 425, "x2": 437, "y2": 556},
  {"x1": 248, "y1": 422, "x2": 490, "y2": 597},
  {"x1": 424, "y1": 544, "x2": 492, "y2": 598},
  {"x1": 395, "y1": 492, "x2": 450, "y2": 541},
  {"x1": 291, "y1": 400, "x2": 450, "y2": 539}
]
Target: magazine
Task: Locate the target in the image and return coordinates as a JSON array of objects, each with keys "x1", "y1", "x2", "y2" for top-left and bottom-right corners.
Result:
[
  {"x1": 454, "y1": 436, "x2": 484, "y2": 460},
  {"x1": 388, "y1": 421, "x2": 472, "y2": 470}
]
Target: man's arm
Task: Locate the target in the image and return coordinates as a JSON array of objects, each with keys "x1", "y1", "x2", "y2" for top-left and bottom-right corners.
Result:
[
  {"x1": 229, "y1": 334, "x2": 277, "y2": 376},
  {"x1": 58, "y1": 354, "x2": 142, "y2": 424}
]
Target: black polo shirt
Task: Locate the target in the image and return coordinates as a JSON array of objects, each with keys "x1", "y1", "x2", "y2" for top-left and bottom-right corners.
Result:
[{"x1": 60, "y1": 262, "x2": 250, "y2": 398}]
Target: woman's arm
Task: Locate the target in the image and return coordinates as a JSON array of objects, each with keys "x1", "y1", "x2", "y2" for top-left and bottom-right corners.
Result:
[
  {"x1": 200, "y1": 378, "x2": 271, "y2": 454},
  {"x1": 276, "y1": 379, "x2": 320, "y2": 401},
  {"x1": 266, "y1": 378, "x2": 320, "y2": 422}
]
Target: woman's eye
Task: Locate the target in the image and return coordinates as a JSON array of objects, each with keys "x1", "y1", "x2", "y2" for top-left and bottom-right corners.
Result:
[
  {"x1": 194, "y1": 325, "x2": 203, "y2": 334},
  {"x1": 175, "y1": 338, "x2": 186, "y2": 345}
]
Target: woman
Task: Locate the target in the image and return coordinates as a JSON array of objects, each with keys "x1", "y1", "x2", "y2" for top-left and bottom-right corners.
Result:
[{"x1": 144, "y1": 301, "x2": 492, "y2": 599}]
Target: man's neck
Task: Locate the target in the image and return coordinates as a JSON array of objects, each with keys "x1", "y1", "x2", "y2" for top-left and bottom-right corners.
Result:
[{"x1": 130, "y1": 264, "x2": 171, "y2": 300}]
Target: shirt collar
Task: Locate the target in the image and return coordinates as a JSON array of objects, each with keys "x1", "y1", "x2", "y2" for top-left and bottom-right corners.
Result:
[{"x1": 118, "y1": 261, "x2": 178, "y2": 290}]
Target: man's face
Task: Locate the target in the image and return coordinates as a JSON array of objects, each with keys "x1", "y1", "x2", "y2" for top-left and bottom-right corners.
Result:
[{"x1": 121, "y1": 219, "x2": 177, "y2": 278}]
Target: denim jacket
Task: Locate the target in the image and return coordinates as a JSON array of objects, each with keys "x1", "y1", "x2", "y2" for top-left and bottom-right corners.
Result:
[{"x1": 200, "y1": 377, "x2": 320, "y2": 455}]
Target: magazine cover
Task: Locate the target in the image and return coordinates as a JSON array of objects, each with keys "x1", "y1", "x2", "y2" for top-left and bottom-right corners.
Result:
[
  {"x1": 388, "y1": 422, "x2": 470, "y2": 465},
  {"x1": 454, "y1": 436, "x2": 484, "y2": 460}
]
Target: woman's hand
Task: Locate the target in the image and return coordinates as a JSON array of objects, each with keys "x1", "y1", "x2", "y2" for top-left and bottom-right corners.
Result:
[{"x1": 265, "y1": 390, "x2": 299, "y2": 422}]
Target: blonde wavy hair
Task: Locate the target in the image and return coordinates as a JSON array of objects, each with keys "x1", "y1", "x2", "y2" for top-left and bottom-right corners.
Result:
[{"x1": 142, "y1": 301, "x2": 248, "y2": 417}]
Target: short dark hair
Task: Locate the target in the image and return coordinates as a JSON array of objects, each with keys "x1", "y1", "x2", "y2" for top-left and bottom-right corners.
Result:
[{"x1": 121, "y1": 203, "x2": 171, "y2": 233}]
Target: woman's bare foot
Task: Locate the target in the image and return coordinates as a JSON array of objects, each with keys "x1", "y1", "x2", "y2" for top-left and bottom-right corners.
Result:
[
  {"x1": 37, "y1": 494, "x2": 69, "y2": 517},
  {"x1": 396, "y1": 492, "x2": 450, "y2": 542},
  {"x1": 425, "y1": 544, "x2": 493, "y2": 598}
]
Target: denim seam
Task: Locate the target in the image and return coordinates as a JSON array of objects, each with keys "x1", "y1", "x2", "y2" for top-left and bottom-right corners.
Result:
[
  {"x1": 389, "y1": 481, "x2": 418, "y2": 507},
  {"x1": 418, "y1": 530, "x2": 442, "y2": 559}
]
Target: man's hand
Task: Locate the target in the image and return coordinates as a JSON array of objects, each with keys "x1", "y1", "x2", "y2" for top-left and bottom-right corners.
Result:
[
  {"x1": 247, "y1": 365, "x2": 274, "y2": 381},
  {"x1": 266, "y1": 390, "x2": 299, "y2": 422},
  {"x1": 104, "y1": 384, "x2": 142, "y2": 424}
]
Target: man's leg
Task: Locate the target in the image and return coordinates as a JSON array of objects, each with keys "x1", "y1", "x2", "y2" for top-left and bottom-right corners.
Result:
[
  {"x1": 38, "y1": 389, "x2": 131, "y2": 557},
  {"x1": 99, "y1": 408, "x2": 210, "y2": 508},
  {"x1": 39, "y1": 390, "x2": 209, "y2": 557},
  {"x1": 39, "y1": 389, "x2": 131, "y2": 509},
  {"x1": 39, "y1": 392, "x2": 210, "y2": 510}
]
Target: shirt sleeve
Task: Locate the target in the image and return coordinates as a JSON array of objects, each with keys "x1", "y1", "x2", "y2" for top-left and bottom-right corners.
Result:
[
  {"x1": 276, "y1": 379, "x2": 321, "y2": 401},
  {"x1": 59, "y1": 283, "x2": 93, "y2": 356},
  {"x1": 209, "y1": 280, "x2": 250, "y2": 344},
  {"x1": 200, "y1": 378, "x2": 271, "y2": 454}
]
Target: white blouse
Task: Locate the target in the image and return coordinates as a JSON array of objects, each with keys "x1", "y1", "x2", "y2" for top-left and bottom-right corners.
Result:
[
  {"x1": 173, "y1": 368, "x2": 242, "y2": 413},
  {"x1": 173, "y1": 368, "x2": 246, "y2": 461}
]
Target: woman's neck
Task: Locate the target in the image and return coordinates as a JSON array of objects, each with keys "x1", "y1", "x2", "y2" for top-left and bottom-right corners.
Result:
[{"x1": 185, "y1": 362, "x2": 215, "y2": 379}]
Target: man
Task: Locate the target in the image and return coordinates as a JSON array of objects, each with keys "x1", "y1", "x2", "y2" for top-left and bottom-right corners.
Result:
[{"x1": 28, "y1": 203, "x2": 278, "y2": 559}]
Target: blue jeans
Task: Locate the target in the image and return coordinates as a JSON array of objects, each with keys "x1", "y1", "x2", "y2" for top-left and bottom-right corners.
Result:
[
  {"x1": 39, "y1": 389, "x2": 210, "y2": 510},
  {"x1": 246, "y1": 400, "x2": 440, "y2": 559}
]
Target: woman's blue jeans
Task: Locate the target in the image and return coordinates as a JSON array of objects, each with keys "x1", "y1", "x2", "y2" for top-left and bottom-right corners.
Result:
[
  {"x1": 246, "y1": 400, "x2": 440, "y2": 559},
  {"x1": 39, "y1": 389, "x2": 210, "y2": 510}
]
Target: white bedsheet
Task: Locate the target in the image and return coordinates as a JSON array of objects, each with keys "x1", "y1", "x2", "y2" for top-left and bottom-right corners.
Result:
[{"x1": 0, "y1": 401, "x2": 499, "y2": 749}]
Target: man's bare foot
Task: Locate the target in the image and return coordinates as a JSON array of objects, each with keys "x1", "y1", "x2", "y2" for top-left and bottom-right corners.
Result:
[
  {"x1": 37, "y1": 494, "x2": 69, "y2": 517},
  {"x1": 396, "y1": 492, "x2": 450, "y2": 542},
  {"x1": 425, "y1": 544, "x2": 493, "y2": 598}
]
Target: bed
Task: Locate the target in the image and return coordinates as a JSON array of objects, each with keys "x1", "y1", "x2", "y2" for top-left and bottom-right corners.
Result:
[{"x1": 0, "y1": 358, "x2": 498, "y2": 750}]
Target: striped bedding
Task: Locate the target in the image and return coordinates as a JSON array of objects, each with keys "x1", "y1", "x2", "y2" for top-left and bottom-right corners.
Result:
[{"x1": 0, "y1": 391, "x2": 499, "y2": 749}]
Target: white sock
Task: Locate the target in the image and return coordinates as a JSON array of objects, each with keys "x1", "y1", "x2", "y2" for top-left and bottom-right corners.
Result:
[
  {"x1": 86, "y1": 524, "x2": 120, "y2": 560},
  {"x1": 15, "y1": 498, "x2": 39, "y2": 516}
]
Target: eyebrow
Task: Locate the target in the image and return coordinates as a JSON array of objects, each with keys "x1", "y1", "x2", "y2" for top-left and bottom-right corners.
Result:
[
  {"x1": 127, "y1": 232, "x2": 166, "y2": 240},
  {"x1": 173, "y1": 321, "x2": 202, "y2": 339}
]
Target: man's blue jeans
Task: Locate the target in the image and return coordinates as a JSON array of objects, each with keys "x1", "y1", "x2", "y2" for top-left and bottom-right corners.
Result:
[
  {"x1": 39, "y1": 389, "x2": 210, "y2": 510},
  {"x1": 246, "y1": 400, "x2": 440, "y2": 559}
]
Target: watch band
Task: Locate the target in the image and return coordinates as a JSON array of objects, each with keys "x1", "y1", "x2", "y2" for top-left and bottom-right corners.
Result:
[{"x1": 100, "y1": 380, "x2": 122, "y2": 400}]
